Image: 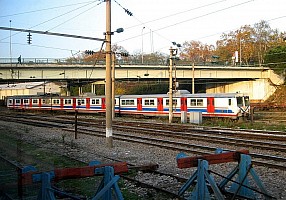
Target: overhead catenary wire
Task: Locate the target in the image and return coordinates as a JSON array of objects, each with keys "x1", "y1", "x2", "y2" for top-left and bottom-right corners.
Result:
[
  {"x1": 0, "y1": 1, "x2": 105, "y2": 56},
  {"x1": 46, "y1": 0, "x2": 104, "y2": 32},
  {"x1": 0, "y1": 41, "x2": 78, "y2": 52},
  {"x1": 0, "y1": 1, "x2": 99, "y2": 18},
  {"x1": 0, "y1": 0, "x2": 101, "y2": 42},
  {"x1": 124, "y1": 0, "x2": 227, "y2": 30},
  {"x1": 114, "y1": 0, "x2": 255, "y2": 51}
]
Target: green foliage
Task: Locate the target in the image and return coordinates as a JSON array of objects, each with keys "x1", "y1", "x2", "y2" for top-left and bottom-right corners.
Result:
[{"x1": 265, "y1": 45, "x2": 286, "y2": 75}]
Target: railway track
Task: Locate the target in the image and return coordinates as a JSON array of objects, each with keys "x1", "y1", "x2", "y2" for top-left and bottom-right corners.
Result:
[
  {"x1": 1, "y1": 111, "x2": 286, "y2": 171},
  {"x1": 1, "y1": 110, "x2": 285, "y2": 199},
  {"x1": 0, "y1": 132, "x2": 183, "y2": 200},
  {"x1": 0, "y1": 119, "x2": 185, "y2": 199}
]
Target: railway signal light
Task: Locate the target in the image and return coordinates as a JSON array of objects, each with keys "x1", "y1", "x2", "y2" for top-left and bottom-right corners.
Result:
[{"x1": 27, "y1": 32, "x2": 32, "y2": 44}]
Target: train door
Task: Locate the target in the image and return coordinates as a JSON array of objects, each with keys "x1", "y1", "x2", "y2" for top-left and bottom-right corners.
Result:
[
  {"x1": 39, "y1": 98, "x2": 42, "y2": 108},
  {"x1": 86, "y1": 98, "x2": 90, "y2": 109},
  {"x1": 207, "y1": 97, "x2": 215, "y2": 113},
  {"x1": 29, "y1": 98, "x2": 32, "y2": 108},
  {"x1": 101, "y1": 98, "x2": 106, "y2": 109},
  {"x1": 20, "y1": 99, "x2": 24, "y2": 108},
  {"x1": 180, "y1": 97, "x2": 187, "y2": 112},
  {"x1": 137, "y1": 98, "x2": 142, "y2": 111},
  {"x1": 157, "y1": 98, "x2": 163, "y2": 112},
  {"x1": 72, "y1": 98, "x2": 77, "y2": 109},
  {"x1": 60, "y1": 98, "x2": 64, "y2": 109}
]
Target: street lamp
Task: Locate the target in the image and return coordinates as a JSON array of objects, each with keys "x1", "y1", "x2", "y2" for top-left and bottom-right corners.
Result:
[{"x1": 141, "y1": 27, "x2": 145, "y2": 64}]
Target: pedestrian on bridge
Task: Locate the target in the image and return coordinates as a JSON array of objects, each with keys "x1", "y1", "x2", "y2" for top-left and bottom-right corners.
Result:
[{"x1": 17, "y1": 55, "x2": 22, "y2": 65}]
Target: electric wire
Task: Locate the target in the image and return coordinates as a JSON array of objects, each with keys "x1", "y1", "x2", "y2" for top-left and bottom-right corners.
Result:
[
  {"x1": 114, "y1": 0, "x2": 255, "y2": 50},
  {"x1": 0, "y1": 0, "x2": 101, "y2": 42},
  {"x1": 194, "y1": 15, "x2": 286, "y2": 42},
  {"x1": 88, "y1": 41, "x2": 106, "y2": 79},
  {"x1": 46, "y1": 0, "x2": 104, "y2": 32},
  {"x1": 113, "y1": 0, "x2": 228, "y2": 48},
  {"x1": 0, "y1": 1, "x2": 104, "y2": 56},
  {"x1": 124, "y1": 0, "x2": 227, "y2": 30},
  {"x1": 0, "y1": 41, "x2": 78, "y2": 52},
  {"x1": 0, "y1": 1, "x2": 98, "y2": 18}
]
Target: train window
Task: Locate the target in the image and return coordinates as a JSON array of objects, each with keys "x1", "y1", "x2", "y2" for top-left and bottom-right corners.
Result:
[
  {"x1": 121, "y1": 99, "x2": 135, "y2": 105},
  {"x1": 16, "y1": 99, "x2": 20, "y2": 104},
  {"x1": 190, "y1": 99, "x2": 196, "y2": 106},
  {"x1": 236, "y1": 97, "x2": 243, "y2": 107},
  {"x1": 42, "y1": 99, "x2": 46, "y2": 104},
  {"x1": 32, "y1": 99, "x2": 38, "y2": 104},
  {"x1": 24, "y1": 99, "x2": 29, "y2": 104},
  {"x1": 189, "y1": 98, "x2": 203, "y2": 106},
  {"x1": 91, "y1": 99, "x2": 100, "y2": 105},
  {"x1": 77, "y1": 99, "x2": 85, "y2": 105},
  {"x1": 144, "y1": 99, "x2": 155, "y2": 106},
  {"x1": 197, "y1": 99, "x2": 203, "y2": 106},
  {"x1": 9, "y1": 99, "x2": 12, "y2": 104},
  {"x1": 53, "y1": 99, "x2": 60, "y2": 104},
  {"x1": 64, "y1": 99, "x2": 72, "y2": 104},
  {"x1": 228, "y1": 99, "x2": 232, "y2": 106},
  {"x1": 165, "y1": 99, "x2": 178, "y2": 106}
]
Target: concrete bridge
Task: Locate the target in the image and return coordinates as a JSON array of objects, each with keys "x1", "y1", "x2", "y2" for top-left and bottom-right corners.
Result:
[{"x1": 0, "y1": 58, "x2": 284, "y2": 102}]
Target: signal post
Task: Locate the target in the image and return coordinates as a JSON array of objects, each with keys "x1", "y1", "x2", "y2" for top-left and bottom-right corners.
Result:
[{"x1": 169, "y1": 47, "x2": 178, "y2": 123}]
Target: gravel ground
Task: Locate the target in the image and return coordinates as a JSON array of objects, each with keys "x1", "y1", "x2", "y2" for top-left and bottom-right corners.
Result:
[{"x1": 0, "y1": 120, "x2": 285, "y2": 199}]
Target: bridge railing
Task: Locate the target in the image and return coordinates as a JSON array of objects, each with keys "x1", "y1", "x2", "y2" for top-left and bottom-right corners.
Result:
[
  {"x1": 0, "y1": 58, "x2": 82, "y2": 65},
  {"x1": 0, "y1": 57, "x2": 259, "y2": 67}
]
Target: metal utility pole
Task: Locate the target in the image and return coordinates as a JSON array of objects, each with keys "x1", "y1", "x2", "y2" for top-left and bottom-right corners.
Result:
[
  {"x1": 169, "y1": 47, "x2": 175, "y2": 124},
  {"x1": 105, "y1": 0, "x2": 113, "y2": 148}
]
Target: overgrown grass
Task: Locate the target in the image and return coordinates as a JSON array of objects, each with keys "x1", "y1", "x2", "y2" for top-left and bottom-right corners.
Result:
[
  {"x1": 0, "y1": 127, "x2": 144, "y2": 199},
  {"x1": 202, "y1": 118, "x2": 286, "y2": 132}
]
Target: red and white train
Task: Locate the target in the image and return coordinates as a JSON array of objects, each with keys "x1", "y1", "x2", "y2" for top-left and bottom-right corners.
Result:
[{"x1": 6, "y1": 90, "x2": 250, "y2": 119}]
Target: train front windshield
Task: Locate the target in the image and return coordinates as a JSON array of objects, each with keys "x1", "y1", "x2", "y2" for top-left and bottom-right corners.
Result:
[
  {"x1": 237, "y1": 97, "x2": 243, "y2": 107},
  {"x1": 236, "y1": 96, "x2": 250, "y2": 107},
  {"x1": 244, "y1": 96, "x2": 250, "y2": 106}
]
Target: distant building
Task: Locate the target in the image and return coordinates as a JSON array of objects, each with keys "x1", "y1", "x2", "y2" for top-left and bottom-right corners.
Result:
[{"x1": 0, "y1": 82, "x2": 65, "y2": 101}]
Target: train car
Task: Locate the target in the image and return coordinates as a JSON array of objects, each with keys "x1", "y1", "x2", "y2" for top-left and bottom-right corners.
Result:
[{"x1": 6, "y1": 91, "x2": 250, "y2": 119}]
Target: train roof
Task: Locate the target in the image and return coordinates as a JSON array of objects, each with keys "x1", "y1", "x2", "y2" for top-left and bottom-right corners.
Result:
[
  {"x1": 6, "y1": 91, "x2": 249, "y2": 99},
  {"x1": 118, "y1": 92, "x2": 248, "y2": 98}
]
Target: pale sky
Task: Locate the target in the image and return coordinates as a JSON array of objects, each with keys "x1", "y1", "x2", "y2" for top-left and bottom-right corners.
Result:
[{"x1": 0, "y1": 0, "x2": 285, "y2": 59}]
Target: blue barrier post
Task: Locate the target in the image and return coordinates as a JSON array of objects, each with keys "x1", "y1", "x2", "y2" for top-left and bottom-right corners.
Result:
[
  {"x1": 178, "y1": 159, "x2": 224, "y2": 200},
  {"x1": 20, "y1": 161, "x2": 125, "y2": 200},
  {"x1": 93, "y1": 166, "x2": 124, "y2": 200},
  {"x1": 219, "y1": 154, "x2": 271, "y2": 199}
]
